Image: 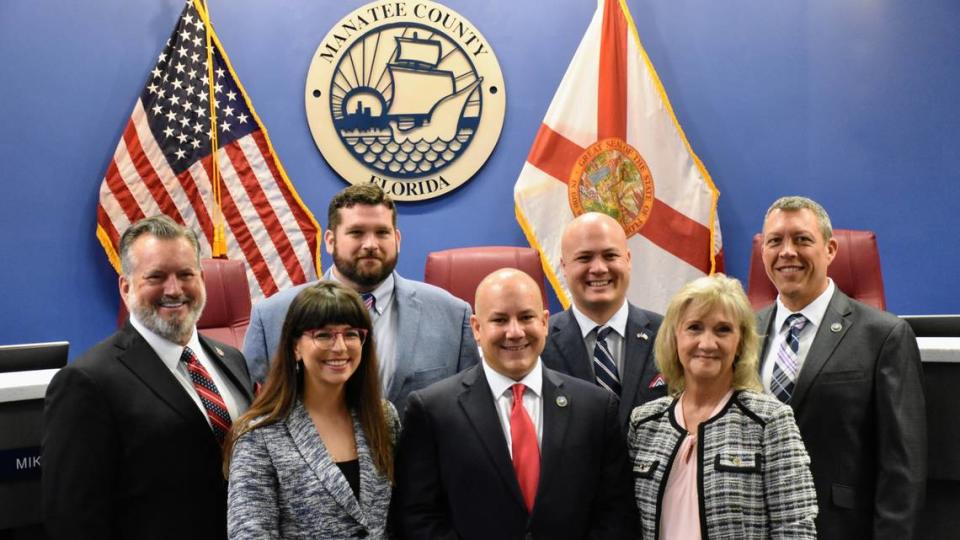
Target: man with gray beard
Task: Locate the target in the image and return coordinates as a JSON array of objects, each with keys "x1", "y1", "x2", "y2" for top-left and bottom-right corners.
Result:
[{"x1": 42, "y1": 215, "x2": 253, "y2": 540}]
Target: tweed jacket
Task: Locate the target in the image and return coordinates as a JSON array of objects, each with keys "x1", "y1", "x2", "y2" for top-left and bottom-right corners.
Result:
[
  {"x1": 627, "y1": 390, "x2": 817, "y2": 540},
  {"x1": 227, "y1": 399, "x2": 400, "y2": 539}
]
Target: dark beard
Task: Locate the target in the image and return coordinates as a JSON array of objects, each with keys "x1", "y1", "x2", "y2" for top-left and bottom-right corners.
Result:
[{"x1": 333, "y1": 251, "x2": 397, "y2": 289}]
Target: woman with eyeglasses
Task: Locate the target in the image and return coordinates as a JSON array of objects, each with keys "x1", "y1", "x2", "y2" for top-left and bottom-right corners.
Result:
[{"x1": 224, "y1": 281, "x2": 398, "y2": 539}]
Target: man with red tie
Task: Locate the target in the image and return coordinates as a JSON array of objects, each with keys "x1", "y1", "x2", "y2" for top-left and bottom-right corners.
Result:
[
  {"x1": 392, "y1": 268, "x2": 635, "y2": 539},
  {"x1": 42, "y1": 216, "x2": 254, "y2": 540}
]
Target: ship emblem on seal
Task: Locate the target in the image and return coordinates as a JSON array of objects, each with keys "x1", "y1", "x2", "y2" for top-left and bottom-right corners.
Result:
[
  {"x1": 568, "y1": 138, "x2": 654, "y2": 236},
  {"x1": 306, "y1": 0, "x2": 505, "y2": 201}
]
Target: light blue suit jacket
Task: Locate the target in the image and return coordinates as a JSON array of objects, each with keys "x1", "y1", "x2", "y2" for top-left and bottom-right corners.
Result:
[
  {"x1": 227, "y1": 400, "x2": 400, "y2": 540},
  {"x1": 242, "y1": 271, "x2": 480, "y2": 414}
]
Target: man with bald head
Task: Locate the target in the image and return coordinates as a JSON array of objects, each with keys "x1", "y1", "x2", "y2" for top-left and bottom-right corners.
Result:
[
  {"x1": 392, "y1": 269, "x2": 636, "y2": 539},
  {"x1": 541, "y1": 212, "x2": 665, "y2": 430}
]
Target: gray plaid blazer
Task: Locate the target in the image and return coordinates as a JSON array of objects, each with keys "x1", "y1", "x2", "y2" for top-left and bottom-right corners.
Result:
[
  {"x1": 227, "y1": 400, "x2": 399, "y2": 539},
  {"x1": 628, "y1": 390, "x2": 818, "y2": 539}
]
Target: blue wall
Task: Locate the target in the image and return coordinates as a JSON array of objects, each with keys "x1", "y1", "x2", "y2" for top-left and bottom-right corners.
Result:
[{"x1": 1, "y1": 0, "x2": 957, "y2": 361}]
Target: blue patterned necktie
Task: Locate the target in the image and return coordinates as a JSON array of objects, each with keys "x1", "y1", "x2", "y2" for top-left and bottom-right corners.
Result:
[
  {"x1": 593, "y1": 326, "x2": 622, "y2": 395},
  {"x1": 771, "y1": 314, "x2": 809, "y2": 403},
  {"x1": 361, "y1": 292, "x2": 376, "y2": 312}
]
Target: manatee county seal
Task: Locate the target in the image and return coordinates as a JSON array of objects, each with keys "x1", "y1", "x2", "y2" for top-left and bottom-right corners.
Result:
[{"x1": 305, "y1": 0, "x2": 506, "y2": 201}]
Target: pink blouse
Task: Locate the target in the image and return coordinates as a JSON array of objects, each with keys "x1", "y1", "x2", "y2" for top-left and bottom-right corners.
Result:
[{"x1": 659, "y1": 390, "x2": 733, "y2": 539}]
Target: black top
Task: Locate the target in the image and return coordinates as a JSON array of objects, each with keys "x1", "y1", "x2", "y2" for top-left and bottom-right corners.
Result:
[{"x1": 336, "y1": 458, "x2": 360, "y2": 500}]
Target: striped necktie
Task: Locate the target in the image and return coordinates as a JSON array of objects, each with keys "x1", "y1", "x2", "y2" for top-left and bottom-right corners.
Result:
[
  {"x1": 771, "y1": 314, "x2": 808, "y2": 403},
  {"x1": 593, "y1": 326, "x2": 622, "y2": 395},
  {"x1": 181, "y1": 346, "x2": 232, "y2": 445},
  {"x1": 361, "y1": 292, "x2": 376, "y2": 312}
]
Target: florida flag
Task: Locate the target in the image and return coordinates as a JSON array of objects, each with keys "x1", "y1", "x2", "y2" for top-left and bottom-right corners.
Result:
[{"x1": 514, "y1": 0, "x2": 723, "y2": 313}]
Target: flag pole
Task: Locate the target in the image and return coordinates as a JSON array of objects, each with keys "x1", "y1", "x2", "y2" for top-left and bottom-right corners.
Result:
[{"x1": 198, "y1": 0, "x2": 227, "y2": 257}]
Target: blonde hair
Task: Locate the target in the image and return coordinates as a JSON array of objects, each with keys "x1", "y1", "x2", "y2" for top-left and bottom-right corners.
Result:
[{"x1": 655, "y1": 274, "x2": 762, "y2": 396}]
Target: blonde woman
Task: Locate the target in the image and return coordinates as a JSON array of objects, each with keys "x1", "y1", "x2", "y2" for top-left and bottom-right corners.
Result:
[{"x1": 628, "y1": 274, "x2": 817, "y2": 539}]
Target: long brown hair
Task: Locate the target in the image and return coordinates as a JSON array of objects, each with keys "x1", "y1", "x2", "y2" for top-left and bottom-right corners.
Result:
[{"x1": 223, "y1": 282, "x2": 394, "y2": 481}]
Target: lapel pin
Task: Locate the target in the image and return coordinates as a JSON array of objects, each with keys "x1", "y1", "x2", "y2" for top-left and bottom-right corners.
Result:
[
  {"x1": 215, "y1": 346, "x2": 225, "y2": 357},
  {"x1": 830, "y1": 323, "x2": 842, "y2": 333},
  {"x1": 638, "y1": 332, "x2": 649, "y2": 341},
  {"x1": 556, "y1": 395, "x2": 568, "y2": 408}
]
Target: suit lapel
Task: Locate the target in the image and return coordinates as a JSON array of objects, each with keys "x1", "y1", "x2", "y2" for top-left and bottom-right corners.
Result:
[
  {"x1": 535, "y1": 369, "x2": 569, "y2": 510},
  {"x1": 389, "y1": 274, "x2": 421, "y2": 403},
  {"x1": 457, "y1": 366, "x2": 526, "y2": 509},
  {"x1": 115, "y1": 324, "x2": 211, "y2": 434},
  {"x1": 198, "y1": 335, "x2": 253, "y2": 401},
  {"x1": 286, "y1": 401, "x2": 366, "y2": 524},
  {"x1": 791, "y1": 291, "x2": 853, "y2": 412},
  {"x1": 354, "y1": 413, "x2": 379, "y2": 525},
  {"x1": 550, "y1": 311, "x2": 593, "y2": 380},
  {"x1": 620, "y1": 307, "x2": 656, "y2": 423},
  {"x1": 757, "y1": 305, "x2": 776, "y2": 370}
]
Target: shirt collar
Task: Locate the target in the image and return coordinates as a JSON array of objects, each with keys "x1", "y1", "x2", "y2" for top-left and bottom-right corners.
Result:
[
  {"x1": 326, "y1": 270, "x2": 395, "y2": 316},
  {"x1": 482, "y1": 357, "x2": 543, "y2": 399},
  {"x1": 571, "y1": 300, "x2": 629, "y2": 339},
  {"x1": 128, "y1": 313, "x2": 201, "y2": 371},
  {"x1": 774, "y1": 279, "x2": 835, "y2": 332},
  {"x1": 366, "y1": 273, "x2": 395, "y2": 315}
]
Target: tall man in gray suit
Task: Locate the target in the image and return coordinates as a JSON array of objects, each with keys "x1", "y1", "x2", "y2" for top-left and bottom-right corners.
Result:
[
  {"x1": 243, "y1": 184, "x2": 479, "y2": 413},
  {"x1": 757, "y1": 196, "x2": 926, "y2": 539},
  {"x1": 541, "y1": 212, "x2": 665, "y2": 430}
]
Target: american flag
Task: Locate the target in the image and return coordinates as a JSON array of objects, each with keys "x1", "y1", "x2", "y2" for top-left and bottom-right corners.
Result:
[{"x1": 96, "y1": 0, "x2": 320, "y2": 301}]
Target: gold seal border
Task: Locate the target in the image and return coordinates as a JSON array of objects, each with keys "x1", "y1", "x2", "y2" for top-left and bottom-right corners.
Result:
[{"x1": 304, "y1": 0, "x2": 506, "y2": 202}]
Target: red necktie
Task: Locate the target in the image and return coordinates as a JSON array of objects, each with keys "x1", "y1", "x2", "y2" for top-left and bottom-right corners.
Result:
[
  {"x1": 181, "y1": 346, "x2": 232, "y2": 445},
  {"x1": 510, "y1": 383, "x2": 540, "y2": 512}
]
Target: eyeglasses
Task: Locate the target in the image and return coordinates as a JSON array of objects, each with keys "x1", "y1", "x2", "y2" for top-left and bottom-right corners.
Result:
[{"x1": 305, "y1": 328, "x2": 368, "y2": 348}]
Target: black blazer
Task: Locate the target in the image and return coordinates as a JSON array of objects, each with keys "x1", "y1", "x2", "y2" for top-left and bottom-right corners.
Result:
[
  {"x1": 42, "y1": 323, "x2": 254, "y2": 540},
  {"x1": 392, "y1": 363, "x2": 636, "y2": 540},
  {"x1": 541, "y1": 303, "x2": 665, "y2": 430},
  {"x1": 758, "y1": 290, "x2": 926, "y2": 540}
]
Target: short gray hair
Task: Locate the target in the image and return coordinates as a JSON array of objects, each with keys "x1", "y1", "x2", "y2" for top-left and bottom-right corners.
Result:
[
  {"x1": 119, "y1": 215, "x2": 201, "y2": 276},
  {"x1": 764, "y1": 196, "x2": 833, "y2": 241}
]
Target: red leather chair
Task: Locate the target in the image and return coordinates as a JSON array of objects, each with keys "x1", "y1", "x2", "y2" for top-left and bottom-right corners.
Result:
[
  {"x1": 746, "y1": 229, "x2": 886, "y2": 310},
  {"x1": 424, "y1": 246, "x2": 549, "y2": 311},
  {"x1": 117, "y1": 258, "x2": 252, "y2": 348}
]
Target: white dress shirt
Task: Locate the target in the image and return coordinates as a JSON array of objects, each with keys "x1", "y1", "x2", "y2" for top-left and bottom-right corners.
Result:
[
  {"x1": 130, "y1": 314, "x2": 247, "y2": 425},
  {"x1": 571, "y1": 300, "x2": 629, "y2": 375},
  {"x1": 762, "y1": 280, "x2": 836, "y2": 394},
  {"x1": 482, "y1": 358, "x2": 544, "y2": 456}
]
